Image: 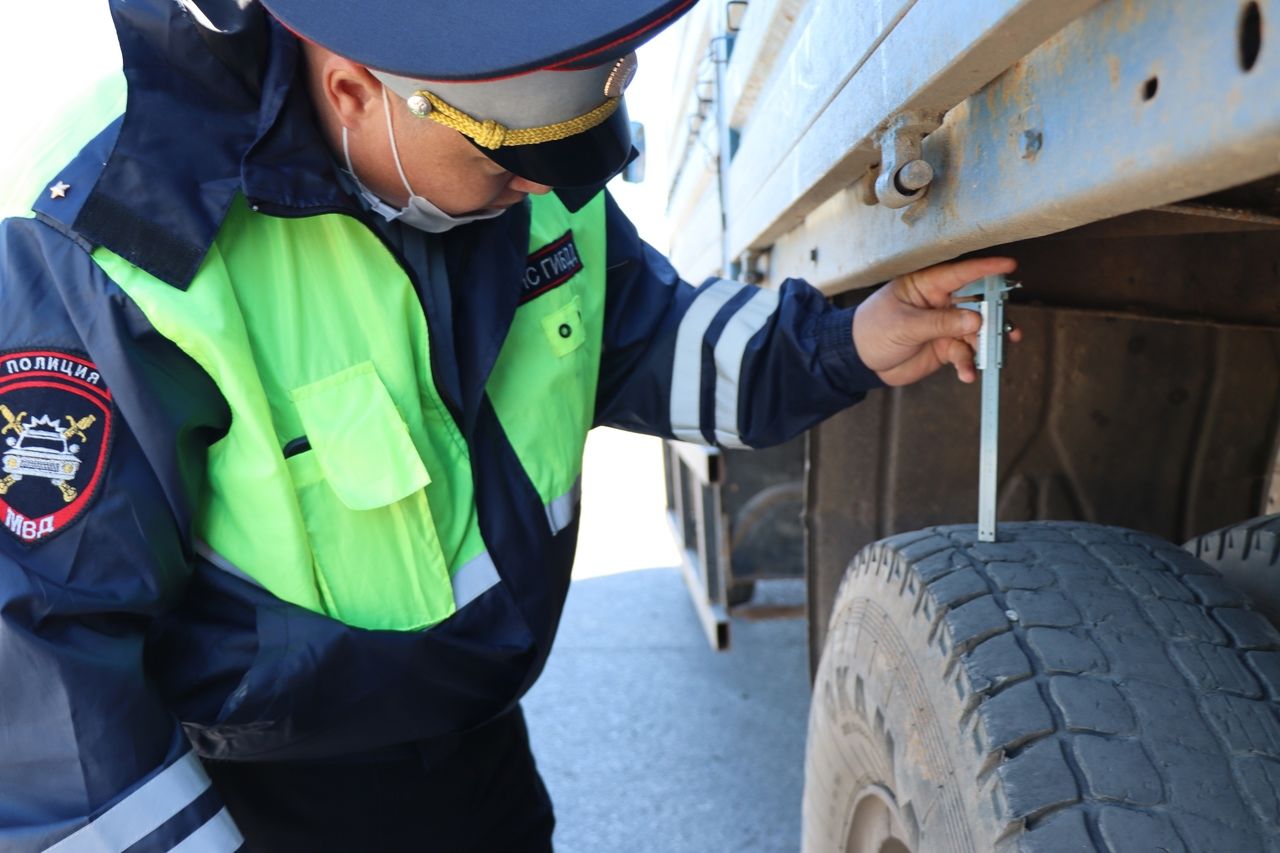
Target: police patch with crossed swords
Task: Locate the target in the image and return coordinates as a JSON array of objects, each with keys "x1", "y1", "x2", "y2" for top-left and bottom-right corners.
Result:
[{"x1": 1, "y1": 404, "x2": 96, "y2": 503}]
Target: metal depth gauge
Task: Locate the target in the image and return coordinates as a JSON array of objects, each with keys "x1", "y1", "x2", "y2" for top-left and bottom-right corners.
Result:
[{"x1": 953, "y1": 275, "x2": 1019, "y2": 542}]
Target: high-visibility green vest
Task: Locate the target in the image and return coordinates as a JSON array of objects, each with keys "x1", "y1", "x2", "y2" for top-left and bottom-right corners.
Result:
[{"x1": 94, "y1": 192, "x2": 605, "y2": 631}]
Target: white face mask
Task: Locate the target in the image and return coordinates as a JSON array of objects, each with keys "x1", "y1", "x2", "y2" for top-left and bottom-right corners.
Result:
[{"x1": 340, "y1": 86, "x2": 507, "y2": 234}]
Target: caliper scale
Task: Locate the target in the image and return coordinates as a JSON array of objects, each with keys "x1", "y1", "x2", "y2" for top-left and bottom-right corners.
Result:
[{"x1": 953, "y1": 275, "x2": 1019, "y2": 543}]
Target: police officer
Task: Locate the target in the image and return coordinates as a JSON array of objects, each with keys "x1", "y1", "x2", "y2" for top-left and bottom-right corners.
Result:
[{"x1": 0, "y1": 0, "x2": 1012, "y2": 850}]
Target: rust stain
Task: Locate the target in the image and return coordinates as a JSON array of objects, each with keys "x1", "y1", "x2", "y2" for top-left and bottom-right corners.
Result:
[
  {"x1": 1004, "y1": 57, "x2": 1029, "y2": 90},
  {"x1": 997, "y1": 58, "x2": 1031, "y2": 109},
  {"x1": 1108, "y1": 55, "x2": 1120, "y2": 87},
  {"x1": 1106, "y1": 0, "x2": 1150, "y2": 34},
  {"x1": 947, "y1": 103, "x2": 969, "y2": 175},
  {"x1": 1224, "y1": 85, "x2": 1244, "y2": 114}
]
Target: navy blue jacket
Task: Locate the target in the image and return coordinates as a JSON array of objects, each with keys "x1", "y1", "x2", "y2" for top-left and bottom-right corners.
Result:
[{"x1": 0, "y1": 2, "x2": 879, "y2": 849}]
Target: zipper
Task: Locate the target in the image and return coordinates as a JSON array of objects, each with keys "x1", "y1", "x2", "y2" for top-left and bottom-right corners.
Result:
[{"x1": 245, "y1": 197, "x2": 467, "y2": 431}]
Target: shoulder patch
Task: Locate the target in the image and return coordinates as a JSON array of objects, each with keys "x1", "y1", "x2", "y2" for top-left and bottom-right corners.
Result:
[
  {"x1": 0, "y1": 351, "x2": 113, "y2": 545},
  {"x1": 520, "y1": 230, "x2": 583, "y2": 305}
]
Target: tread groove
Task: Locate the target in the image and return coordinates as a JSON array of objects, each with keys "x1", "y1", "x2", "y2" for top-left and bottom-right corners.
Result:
[{"x1": 805, "y1": 521, "x2": 1280, "y2": 853}]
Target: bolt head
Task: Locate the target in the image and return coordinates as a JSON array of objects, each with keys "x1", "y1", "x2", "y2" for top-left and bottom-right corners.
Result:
[{"x1": 896, "y1": 159, "x2": 934, "y2": 192}]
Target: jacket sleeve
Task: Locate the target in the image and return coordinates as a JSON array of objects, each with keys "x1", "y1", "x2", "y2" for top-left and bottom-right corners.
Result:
[
  {"x1": 594, "y1": 192, "x2": 883, "y2": 447},
  {"x1": 0, "y1": 219, "x2": 241, "y2": 851}
]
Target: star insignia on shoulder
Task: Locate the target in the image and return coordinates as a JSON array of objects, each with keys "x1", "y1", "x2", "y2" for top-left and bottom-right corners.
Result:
[{"x1": 48, "y1": 181, "x2": 71, "y2": 200}]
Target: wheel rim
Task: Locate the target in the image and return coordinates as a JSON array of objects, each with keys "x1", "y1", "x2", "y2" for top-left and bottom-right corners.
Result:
[{"x1": 845, "y1": 784, "x2": 913, "y2": 853}]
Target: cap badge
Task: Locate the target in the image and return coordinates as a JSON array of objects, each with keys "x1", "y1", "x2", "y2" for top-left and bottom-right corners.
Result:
[{"x1": 604, "y1": 54, "x2": 638, "y2": 98}]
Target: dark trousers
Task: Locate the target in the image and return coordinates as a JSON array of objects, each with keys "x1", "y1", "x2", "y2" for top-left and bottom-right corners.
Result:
[{"x1": 204, "y1": 707, "x2": 555, "y2": 853}]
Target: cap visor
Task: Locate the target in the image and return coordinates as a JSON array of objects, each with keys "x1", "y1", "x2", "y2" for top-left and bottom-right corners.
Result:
[{"x1": 476, "y1": 100, "x2": 632, "y2": 188}]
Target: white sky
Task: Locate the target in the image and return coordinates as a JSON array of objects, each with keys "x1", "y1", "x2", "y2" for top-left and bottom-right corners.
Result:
[{"x1": 0, "y1": 1, "x2": 678, "y2": 249}]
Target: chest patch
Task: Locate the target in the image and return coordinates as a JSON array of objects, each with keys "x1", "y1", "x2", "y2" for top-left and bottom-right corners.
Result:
[
  {"x1": 0, "y1": 351, "x2": 113, "y2": 545},
  {"x1": 520, "y1": 230, "x2": 583, "y2": 305}
]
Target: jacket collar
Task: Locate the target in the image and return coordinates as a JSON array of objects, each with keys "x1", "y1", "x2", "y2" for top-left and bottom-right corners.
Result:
[
  {"x1": 48, "y1": 0, "x2": 551, "y2": 339},
  {"x1": 57, "y1": 0, "x2": 356, "y2": 289}
]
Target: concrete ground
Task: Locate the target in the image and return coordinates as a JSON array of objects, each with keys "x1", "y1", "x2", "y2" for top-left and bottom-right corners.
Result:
[{"x1": 523, "y1": 429, "x2": 811, "y2": 853}]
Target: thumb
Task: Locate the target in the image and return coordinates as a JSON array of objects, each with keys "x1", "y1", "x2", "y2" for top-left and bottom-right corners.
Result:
[{"x1": 900, "y1": 305, "x2": 981, "y2": 345}]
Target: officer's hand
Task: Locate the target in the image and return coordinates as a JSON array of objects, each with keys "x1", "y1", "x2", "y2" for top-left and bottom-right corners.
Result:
[{"x1": 852, "y1": 256, "x2": 1019, "y2": 386}]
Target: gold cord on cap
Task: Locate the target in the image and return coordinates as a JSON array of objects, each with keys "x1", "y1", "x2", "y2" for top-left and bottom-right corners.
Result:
[{"x1": 410, "y1": 90, "x2": 622, "y2": 149}]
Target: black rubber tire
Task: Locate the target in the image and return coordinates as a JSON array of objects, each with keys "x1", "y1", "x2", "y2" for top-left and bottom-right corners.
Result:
[
  {"x1": 803, "y1": 522, "x2": 1280, "y2": 853},
  {"x1": 1185, "y1": 514, "x2": 1280, "y2": 627}
]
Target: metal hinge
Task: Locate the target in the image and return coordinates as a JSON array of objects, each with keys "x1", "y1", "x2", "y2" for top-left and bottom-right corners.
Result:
[{"x1": 859, "y1": 110, "x2": 944, "y2": 209}]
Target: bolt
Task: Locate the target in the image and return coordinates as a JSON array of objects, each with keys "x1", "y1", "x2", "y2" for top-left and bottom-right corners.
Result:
[
  {"x1": 894, "y1": 159, "x2": 934, "y2": 193},
  {"x1": 1020, "y1": 129, "x2": 1043, "y2": 160},
  {"x1": 809, "y1": 248, "x2": 819, "y2": 263}
]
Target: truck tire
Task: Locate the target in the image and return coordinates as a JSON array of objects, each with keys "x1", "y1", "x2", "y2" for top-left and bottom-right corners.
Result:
[
  {"x1": 803, "y1": 522, "x2": 1280, "y2": 853},
  {"x1": 1185, "y1": 514, "x2": 1280, "y2": 626}
]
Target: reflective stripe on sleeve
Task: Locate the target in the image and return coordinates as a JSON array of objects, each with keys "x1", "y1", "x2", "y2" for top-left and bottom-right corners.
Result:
[
  {"x1": 669, "y1": 279, "x2": 744, "y2": 442},
  {"x1": 44, "y1": 752, "x2": 213, "y2": 853},
  {"x1": 544, "y1": 477, "x2": 581, "y2": 535},
  {"x1": 168, "y1": 808, "x2": 242, "y2": 853},
  {"x1": 451, "y1": 551, "x2": 500, "y2": 609},
  {"x1": 712, "y1": 288, "x2": 781, "y2": 448}
]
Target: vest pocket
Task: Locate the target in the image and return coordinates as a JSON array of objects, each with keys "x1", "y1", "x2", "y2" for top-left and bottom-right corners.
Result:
[
  {"x1": 539, "y1": 295, "x2": 586, "y2": 358},
  {"x1": 287, "y1": 362, "x2": 456, "y2": 631}
]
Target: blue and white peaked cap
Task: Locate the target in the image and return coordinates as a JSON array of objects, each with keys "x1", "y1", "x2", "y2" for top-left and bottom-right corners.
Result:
[{"x1": 261, "y1": 0, "x2": 699, "y2": 188}]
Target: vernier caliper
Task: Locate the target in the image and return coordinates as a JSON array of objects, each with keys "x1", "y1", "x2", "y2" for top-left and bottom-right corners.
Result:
[{"x1": 953, "y1": 275, "x2": 1019, "y2": 543}]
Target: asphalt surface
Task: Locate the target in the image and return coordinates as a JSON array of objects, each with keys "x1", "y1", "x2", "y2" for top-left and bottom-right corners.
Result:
[{"x1": 523, "y1": 429, "x2": 810, "y2": 853}]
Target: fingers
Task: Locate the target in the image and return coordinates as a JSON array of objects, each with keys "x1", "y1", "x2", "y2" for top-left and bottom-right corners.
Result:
[
  {"x1": 897, "y1": 305, "x2": 981, "y2": 346},
  {"x1": 860, "y1": 263, "x2": 1024, "y2": 387},
  {"x1": 944, "y1": 337, "x2": 977, "y2": 384},
  {"x1": 899, "y1": 256, "x2": 1018, "y2": 306},
  {"x1": 875, "y1": 346, "x2": 944, "y2": 386},
  {"x1": 875, "y1": 336, "x2": 975, "y2": 386}
]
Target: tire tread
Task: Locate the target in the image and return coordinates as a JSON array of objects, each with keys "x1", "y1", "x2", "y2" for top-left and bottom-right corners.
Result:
[
  {"x1": 810, "y1": 521, "x2": 1280, "y2": 852},
  {"x1": 1185, "y1": 513, "x2": 1280, "y2": 625}
]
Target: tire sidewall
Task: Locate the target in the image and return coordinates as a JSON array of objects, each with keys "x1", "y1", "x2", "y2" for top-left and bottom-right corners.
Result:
[{"x1": 803, "y1": 545, "x2": 998, "y2": 853}]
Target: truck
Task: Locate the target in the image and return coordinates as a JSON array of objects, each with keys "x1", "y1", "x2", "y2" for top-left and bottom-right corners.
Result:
[{"x1": 651, "y1": 1, "x2": 1280, "y2": 849}]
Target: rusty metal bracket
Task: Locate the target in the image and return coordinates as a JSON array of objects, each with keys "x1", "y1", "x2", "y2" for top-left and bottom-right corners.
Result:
[{"x1": 873, "y1": 110, "x2": 943, "y2": 209}]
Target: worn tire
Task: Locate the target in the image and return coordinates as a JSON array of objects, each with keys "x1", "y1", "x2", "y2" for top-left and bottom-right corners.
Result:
[
  {"x1": 802, "y1": 522, "x2": 1280, "y2": 853},
  {"x1": 1186, "y1": 514, "x2": 1280, "y2": 627}
]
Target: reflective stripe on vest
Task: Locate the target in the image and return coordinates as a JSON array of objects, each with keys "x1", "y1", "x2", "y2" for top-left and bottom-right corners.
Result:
[{"x1": 97, "y1": 192, "x2": 605, "y2": 631}]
